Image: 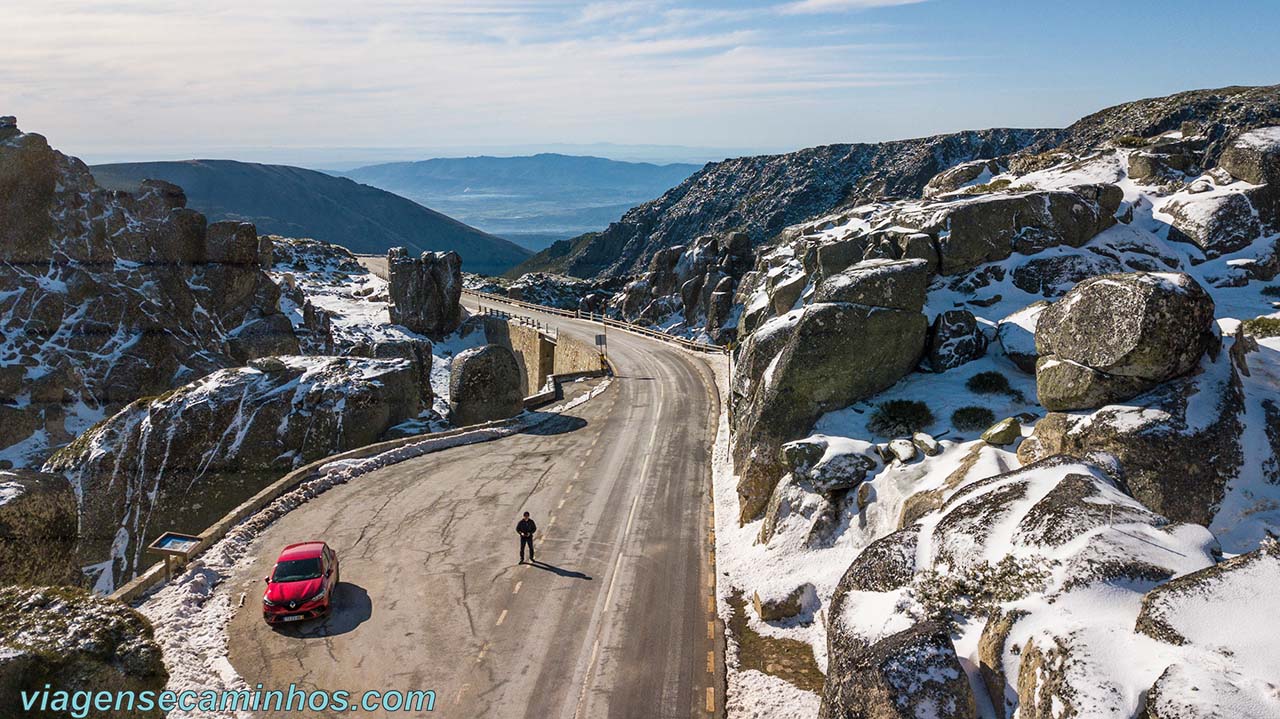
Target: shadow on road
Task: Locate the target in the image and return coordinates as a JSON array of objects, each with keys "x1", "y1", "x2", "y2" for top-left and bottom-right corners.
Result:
[
  {"x1": 520, "y1": 414, "x2": 588, "y2": 436},
  {"x1": 275, "y1": 582, "x2": 373, "y2": 638},
  {"x1": 527, "y1": 561, "x2": 592, "y2": 580}
]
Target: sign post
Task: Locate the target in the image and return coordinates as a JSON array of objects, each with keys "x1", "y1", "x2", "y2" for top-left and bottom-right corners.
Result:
[{"x1": 146, "y1": 531, "x2": 202, "y2": 582}]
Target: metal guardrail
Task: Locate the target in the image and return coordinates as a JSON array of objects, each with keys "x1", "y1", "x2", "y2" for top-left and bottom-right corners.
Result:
[{"x1": 462, "y1": 288, "x2": 729, "y2": 354}]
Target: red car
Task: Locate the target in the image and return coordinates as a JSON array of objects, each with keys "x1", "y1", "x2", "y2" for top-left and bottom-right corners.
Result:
[{"x1": 262, "y1": 541, "x2": 340, "y2": 625}]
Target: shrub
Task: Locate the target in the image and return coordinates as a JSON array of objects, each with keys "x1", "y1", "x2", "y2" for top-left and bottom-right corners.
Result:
[
  {"x1": 968, "y1": 178, "x2": 1012, "y2": 194},
  {"x1": 1260, "y1": 285, "x2": 1280, "y2": 298},
  {"x1": 1241, "y1": 316, "x2": 1280, "y2": 338},
  {"x1": 1112, "y1": 134, "x2": 1148, "y2": 148},
  {"x1": 952, "y1": 406, "x2": 996, "y2": 432},
  {"x1": 867, "y1": 400, "x2": 934, "y2": 437},
  {"x1": 912, "y1": 556, "x2": 1054, "y2": 629},
  {"x1": 966, "y1": 371, "x2": 1011, "y2": 395}
]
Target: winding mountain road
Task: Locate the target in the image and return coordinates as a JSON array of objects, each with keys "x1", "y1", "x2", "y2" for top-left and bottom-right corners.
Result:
[{"x1": 225, "y1": 298, "x2": 725, "y2": 718}]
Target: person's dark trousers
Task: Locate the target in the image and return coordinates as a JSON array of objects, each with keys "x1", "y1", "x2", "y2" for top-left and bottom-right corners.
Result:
[{"x1": 520, "y1": 535, "x2": 535, "y2": 562}]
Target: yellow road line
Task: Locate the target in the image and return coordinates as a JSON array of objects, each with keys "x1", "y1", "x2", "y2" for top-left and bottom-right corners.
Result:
[
  {"x1": 705, "y1": 687, "x2": 715, "y2": 713},
  {"x1": 496, "y1": 609, "x2": 508, "y2": 626}
]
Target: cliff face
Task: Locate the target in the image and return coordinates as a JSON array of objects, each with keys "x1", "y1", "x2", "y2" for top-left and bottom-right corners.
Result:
[
  {"x1": 0, "y1": 116, "x2": 297, "y2": 470},
  {"x1": 510, "y1": 128, "x2": 1052, "y2": 279}
]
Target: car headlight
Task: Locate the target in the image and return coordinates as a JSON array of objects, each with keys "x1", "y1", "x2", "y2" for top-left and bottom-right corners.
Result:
[
  {"x1": 305, "y1": 587, "x2": 328, "y2": 603},
  {"x1": 263, "y1": 596, "x2": 277, "y2": 607}
]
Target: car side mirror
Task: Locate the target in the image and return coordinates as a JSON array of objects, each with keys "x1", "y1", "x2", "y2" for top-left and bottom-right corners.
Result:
[{"x1": 264, "y1": 577, "x2": 270, "y2": 583}]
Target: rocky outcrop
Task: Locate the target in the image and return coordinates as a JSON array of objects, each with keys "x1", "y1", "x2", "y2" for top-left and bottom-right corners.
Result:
[
  {"x1": 1135, "y1": 539, "x2": 1280, "y2": 718},
  {"x1": 1163, "y1": 188, "x2": 1274, "y2": 257},
  {"x1": 1024, "y1": 84, "x2": 1280, "y2": 161},
  {"x1": 387, "y1": 247, "x2": 463, "y2": 339},
  {"x1": 504, "y1": 272, "x2": 603, "y2": 310},
  {"x1": 0, "y1": 118, "x2": 298, "y2": 468},
  {"x1": 1217, "y1": 126, "x2": 1280, "y2": 185},
  {"x1": 925, "y1": 309, "x2": 988, "y2": 371},
  {"x1": 1033, "y1": 272, "x2": 1216, "y2": 410},
  {"x1": 826, "y1": 455, "x2": 1221, "y2": 719},
  {"x1": 608, "y1": 232, "x2": 753, "y2": 342},
  {"x1": 0, "y1": 585, "x2": 167, "y2": 718},
  {"x1": 820, "y1": 620, "x2": 976, "y2": 719},
  {"x1": 0, "y1": 470, "x2": 78, "y2": 585},
  {"x1": 811, "y1": 258, "x2": 927, "y2": 311},
  {"x1": 513, "y1": 129, "x2": 1050, "y2": 279},
  {"x1": 1021, "y1": 353, "x2": 1243, "y2": 525},
  {"x1": 893, "y1": 187, "x2": 1121, "y2": 276},
  {"x1": 731, "y1": 288, "x2": 927, "y2": 521},
  {"x1": 45, "y1": 356, "x2": 421, "y2": 590},
  {"x1": 448, "y1": 344, "x2": 524, "y2": 426},
  {"x1": 923, "y1": 159, "x2": 1002, "y2": 197}
]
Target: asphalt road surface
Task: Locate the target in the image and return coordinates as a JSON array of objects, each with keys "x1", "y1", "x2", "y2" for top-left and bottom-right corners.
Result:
[{"x1": 226, "y1": 298, "x2": 725, "y2": 718}]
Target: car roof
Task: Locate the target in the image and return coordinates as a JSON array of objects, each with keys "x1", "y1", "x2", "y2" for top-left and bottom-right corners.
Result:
[{"x1": 276, "y1": 541, "x2": 327, "y2": 561}]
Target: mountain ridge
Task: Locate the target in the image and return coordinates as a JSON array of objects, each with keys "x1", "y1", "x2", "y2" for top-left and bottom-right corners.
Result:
[{"x1": 91, "y1": 158, "x2": 531, "y2": 275}]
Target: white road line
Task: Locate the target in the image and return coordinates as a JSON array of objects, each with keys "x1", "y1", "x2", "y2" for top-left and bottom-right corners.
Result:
[
  {"x1": 513, "y1": 581, "x2": 522, "y2": 595},
  {"x1": 496, "y1": 609, "x2": 508, "y2": 626},
  {"x1": 572, "y1": 639, "x2": 601, "y2": 719}
]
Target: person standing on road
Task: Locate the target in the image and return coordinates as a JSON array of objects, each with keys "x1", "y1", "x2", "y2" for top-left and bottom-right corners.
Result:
[{"x1": 516, "y1": 512, "x2": 537, "y2": 564}]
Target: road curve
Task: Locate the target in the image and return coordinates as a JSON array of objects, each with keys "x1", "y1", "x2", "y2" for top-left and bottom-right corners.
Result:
[{"x1": 226, "y1": 299, "x2": 725, "y2": 718}]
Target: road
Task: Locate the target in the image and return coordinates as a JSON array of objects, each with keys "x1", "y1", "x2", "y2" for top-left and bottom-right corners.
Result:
[{"x1": 226, "y1": 298, "x2": 725, "y2": 719}]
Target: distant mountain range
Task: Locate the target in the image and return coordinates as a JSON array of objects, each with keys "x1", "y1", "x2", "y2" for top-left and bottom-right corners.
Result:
[
  {"x1": 90, "y1": 160, "x2": 531, "y2": 275},
  {"x1": 338, "y1": 154, "x2": 700, "y2": 251}
]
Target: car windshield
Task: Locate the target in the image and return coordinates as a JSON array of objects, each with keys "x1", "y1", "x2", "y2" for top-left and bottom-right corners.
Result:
[{"x1": 271, "y1": 558, "x2": 323, "y2": 583}]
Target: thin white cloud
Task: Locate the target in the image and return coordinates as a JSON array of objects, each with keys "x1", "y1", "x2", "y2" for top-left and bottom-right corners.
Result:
[
  {"x1": 0, "y1": 0, "x2": 952, "y2": 158},
  {"x1": 782, "y1": 0, "x2": 928, "y2": 13}
]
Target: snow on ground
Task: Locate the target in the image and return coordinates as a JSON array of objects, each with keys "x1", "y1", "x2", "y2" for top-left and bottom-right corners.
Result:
[
  {"x1": 715, "y1": 143, "x2": 1280, "y2": 716},
  {"x1": 0, "y1": 475, "x2": 23, "y2": 506},
  {"x1": 137, "y1": 379, "x2": 612, "y2": 719},
  {"x1": 270, "y1": 237, "x2": 488, "y2": 418}
]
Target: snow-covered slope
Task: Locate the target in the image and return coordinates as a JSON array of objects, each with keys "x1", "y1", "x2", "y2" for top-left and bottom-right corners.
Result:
[{"x1": 718, "y1": 119, "x2": 1280, "y2": 718}]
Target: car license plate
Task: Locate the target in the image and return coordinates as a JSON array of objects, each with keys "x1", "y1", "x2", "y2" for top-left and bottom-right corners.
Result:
[{"x1": 281, "y1": 615, "x2": 304, "y2": 622}]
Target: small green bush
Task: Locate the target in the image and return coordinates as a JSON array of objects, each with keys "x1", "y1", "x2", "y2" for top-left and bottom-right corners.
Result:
[
  {"x1": 1260, "y1": 285, "x2": 1280, "y2": 298},
  {"x1": 968, "y1": 178, "x2": 1012, "y2": 194},
  {"x1": 1241, "y1": 316, "x2": 1280, "y2": 338},
  {"x1": 966, "y1": 371, "x2": 1011, "y2": 395},
  {"x1": 1112, "y1": 134, "x2": 1148, "y2": 148},
  {"x1": 868, "y1": 400, "x2": 934, "y2": 437},
  {"x1": 952, "y1": 406, "x2": 996, "y2": 432}
]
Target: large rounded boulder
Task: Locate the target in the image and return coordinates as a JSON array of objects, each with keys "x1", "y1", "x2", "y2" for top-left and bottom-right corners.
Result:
[
  {"x1": 0, "y1": 470, "x2": 78, "y2": 585},
  {"x1": 448, "y1": 344, "x2": 524, "y2": 426},
  {"x1": 0, "y1": 586, "x2": 167, "y2": 719},
  {"x1": 1034, "y1": 272, "x2": 1215, "y2": 410}
]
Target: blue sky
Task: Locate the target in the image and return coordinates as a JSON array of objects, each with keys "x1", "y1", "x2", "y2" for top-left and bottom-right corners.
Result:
[{"x1": 3, "y1": 0, "x2": 1278, "y2": 166}]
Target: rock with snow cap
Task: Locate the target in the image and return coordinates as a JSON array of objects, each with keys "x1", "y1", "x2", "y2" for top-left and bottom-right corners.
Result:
[
  {"x1": 819, "y1": 620, "x2": 977, "y2": 719},
  {"x1": 731, "y1": 301, "x2": 927, "y2": 521},
  {"x1": 1218, "y1": 126, "x2": 1280, "y2": 185},
  {"x1": 925, "y1": 309, "x2": 988, "y2": 371},
  {"x1": 812, "y1": 258, "x2": 928, "y2": 312},
  {"x1": 1033, "y1": 272, "x2": 1216, "y2": 410},
  {"x1": 44, "y1": 356, "x2": 421, "y2": 590}
]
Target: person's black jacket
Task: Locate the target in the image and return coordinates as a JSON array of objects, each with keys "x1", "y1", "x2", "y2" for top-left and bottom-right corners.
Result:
[{"x1": 516, "y1": 518, "x2": 537, "y2": 537}]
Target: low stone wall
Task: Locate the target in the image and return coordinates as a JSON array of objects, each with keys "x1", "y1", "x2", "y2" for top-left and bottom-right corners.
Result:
[
  {"x1": 555, "y1": 332, "x2": 607, "y2": 375},
  {"x1": 483, "y1": 317, "x2": 555, "y2": 395},
  {"x1": 482, "y1": 316, "x2": 604, "y2": 392}
]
